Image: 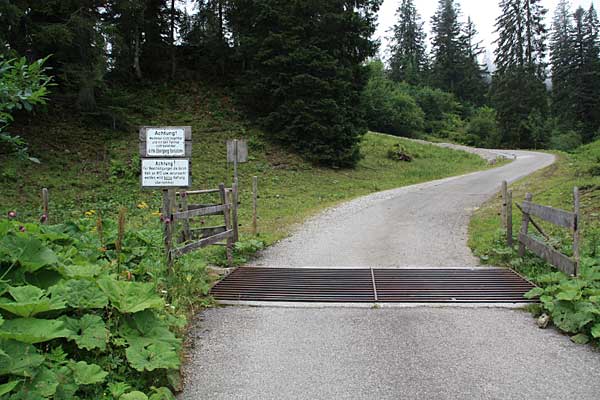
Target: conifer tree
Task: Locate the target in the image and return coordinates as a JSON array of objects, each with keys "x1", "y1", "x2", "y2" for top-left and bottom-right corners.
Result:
[
  {"x1": 430, "y1": 0, "x2": 464, "y2": 94},
  {"x1": 550, "y1": 0, "x2": 574, "y2": 123},
  {"x1": 240, "y1": 0, "x2": 382, "y2": 167},
  {"x1": 572, "y1": 5, "x2": 600, "y2": 141},
  {"x1": 458, "y1": 17, "x2": 488, "y2": 105},
  {"x1": 388, "y1": 0, "x2": 428, "y2": 85},
  {"x1": 492, "y1": 0, "x2": 549, "y2": 147}
]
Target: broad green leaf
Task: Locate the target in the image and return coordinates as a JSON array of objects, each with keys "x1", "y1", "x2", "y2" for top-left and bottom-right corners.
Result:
[
  {"x1": 149, "y1": 387, "x2": 176, "y2": 400},
  {"x1": 0, "y1": 340, "x2": 44, "y2": 377},
  {"x1": 120, "y1": 310, "x2": 181, "y2": 347},
  {"x1": 53, "y1": 365, "x2": 79, "y2": 400},
  {"x1": 591, "y1": 323, "x2": 600, "y2": 338},
  {"x1": 0, "y1": 318, "x2": 71, "y2": 344},
  {"x1": 50, "y1": 279, "x2": 108, "y2": 309},
  {"x1": 60, "y1": 314, "x2": 108, "y2": 351},
  {"x1": 556, "y1": 290, "x2": 579, "y2": 302},
  {"x1": 125, "y1": 342, "x2": 180, "y2": 372},
  {"x1": 57, "y1": 263, "x2": 103, "y2": 279},
  {"x1": 524, "y1": 287, "x2": 544, "y2": 299},
  {"x1": 571, "y1": 333, "x2": 590, "y2": 344},
  {"x1": 0, "y1": 380, "x2": 19, "y2": 396},
  {"x1": 167, "y1": 369, "x2": 182, "y2": 392},
  {"x1": 30, "y1": 366, "x2": 58, "y2": 397},
  {"x1": 69, "y1": 361, "x2": 108, "y2": 385},
  {"x1": 0, "y1": 286, "x2": 66, "y2": 317},
  {"x1": 0, "y1": 236, "x2": 58, "y2": 272},
  {"x1": 121, "y1": 391, "x2": 149, "y2": 400},
  {"x1": 98, "y1": 278, "x2": 163, "y2": 314}
]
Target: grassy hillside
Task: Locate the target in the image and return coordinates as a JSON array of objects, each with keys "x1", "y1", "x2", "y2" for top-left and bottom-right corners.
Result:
[
  {"x1": 3, "y1": 82, "x2": 490, "y2": 247},
  {"x1": 469, "y1": 141, "x2": 600, "y2": 344}
]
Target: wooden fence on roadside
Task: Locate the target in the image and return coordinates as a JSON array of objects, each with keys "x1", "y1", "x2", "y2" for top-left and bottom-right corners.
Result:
[
  {"x1": 164, "y1": 183, "x2": 239, "y2": 268},
  {"x1": 502, "y1": 182, "x2": 580, "y2": 276}
]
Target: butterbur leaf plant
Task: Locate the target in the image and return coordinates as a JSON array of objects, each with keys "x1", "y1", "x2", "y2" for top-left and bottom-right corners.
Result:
[{"x1": 0, "y1": 216, "x2": 194, "y2": 399}]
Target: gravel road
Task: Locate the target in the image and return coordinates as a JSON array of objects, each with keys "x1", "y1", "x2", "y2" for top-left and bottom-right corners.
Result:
[
  {"x1": 180, "y1": 148, "x2": 600, "y2": 400},
  {"x1": 251, "y1": 149, "x2": 554, "y2": 268}
]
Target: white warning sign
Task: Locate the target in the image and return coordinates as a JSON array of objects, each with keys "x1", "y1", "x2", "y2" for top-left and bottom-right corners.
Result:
[
  {"x1": 146, "y1": 128, "x2": 186, "y2": 156},
  {"x1": 141, "y1": 159, "x2": 190, "y2": 187}
]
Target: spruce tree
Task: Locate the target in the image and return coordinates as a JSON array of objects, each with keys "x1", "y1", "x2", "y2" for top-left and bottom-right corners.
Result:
[
  {"x1": 492, "y1": 0, "x2": 549, "y2": 147},
  {"x1": 241, "y1": 0, "x2": 382, "y2": 167},
  {"x1": 550, "y1": 0, "x2": 574, "y2": 123},
  {"x1": 573, "y1": 5, "x2": 600, "y2": 141},
  {"x1": 388, "y1": 0, "x2": 428, "y2": 85},
  {"x1": 430, "y1": 0, "x2": 463, "y2": 94},
  {"x1": 458, "y1": 17, "x2": 488, "y2": 105}
]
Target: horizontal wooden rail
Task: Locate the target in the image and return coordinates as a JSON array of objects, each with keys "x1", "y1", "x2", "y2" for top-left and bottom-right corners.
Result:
[
  {"x1": 172, "y1": 204, "x2": 229, "y2": 221},
  {"x1": 172, "y1": 229, "x2": 234, "y2": 257},
  {"x1": 521, "y1": 201, "x2": 576, "y2": 229},
  {"x1": 518, "y1": 233, "x2": 576, "y2": 276}
]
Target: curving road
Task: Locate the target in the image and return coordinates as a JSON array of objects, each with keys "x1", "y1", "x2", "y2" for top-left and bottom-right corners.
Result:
[
  {"x1": 251, "y1": 149, "x2": 555, "y2": 268},
  {"x1": 180, "y1": 148, "x2": 600, "y2": 400}
]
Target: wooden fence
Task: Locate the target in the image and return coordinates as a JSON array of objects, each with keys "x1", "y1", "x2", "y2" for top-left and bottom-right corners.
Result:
[
  {"x1": 503, "y1": 182, "x2": 580, "y2": 276},
  {"x1": 164, "y1": 183, "x2": 239, "y2": 268}
]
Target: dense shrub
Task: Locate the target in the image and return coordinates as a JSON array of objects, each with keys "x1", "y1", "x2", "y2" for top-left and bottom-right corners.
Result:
[
  {"x1": 466, "y1": 107, "x2": 501, "y2": 148},
  {"x1": 361, "y1": 62, "x2": 424, "y2": 137}
]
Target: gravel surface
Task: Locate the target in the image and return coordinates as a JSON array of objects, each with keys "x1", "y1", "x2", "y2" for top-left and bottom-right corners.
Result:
[
  {"x1": 250, "y1": 150, "x2": 555, "y2": 268},
  {"x1": 181, "y1": 307, "x2": 600, "y2": 400},
  {"x1": 178, "y1": 148, "x2": 600, "y2": 400}
]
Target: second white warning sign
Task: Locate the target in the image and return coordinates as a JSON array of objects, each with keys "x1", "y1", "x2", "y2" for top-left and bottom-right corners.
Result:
[{"x1": 141, "y1": 159, "x2": 190, "y2": 188}]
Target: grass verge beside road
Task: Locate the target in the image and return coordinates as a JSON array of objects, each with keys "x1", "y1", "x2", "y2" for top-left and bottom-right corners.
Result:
[{"x1": 469, "y1": 141, "x2": 600, "y2": 345}]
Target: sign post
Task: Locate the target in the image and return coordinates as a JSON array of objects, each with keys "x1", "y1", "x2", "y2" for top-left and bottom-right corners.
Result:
[
  {"x1": 227, "y1": 139, "x2": 248, "y2": 184},
  {"x1": 140, "y1": 126, "x2": 192, "y2": 269}
]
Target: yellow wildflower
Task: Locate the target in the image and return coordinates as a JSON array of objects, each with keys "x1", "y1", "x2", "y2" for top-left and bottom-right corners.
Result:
[
  {"x1": 84, "y1": 210, "x2": 96, "y2": 217},
  {"x1": 137, "y1": 201, "x2": 149, "y2": 209}
]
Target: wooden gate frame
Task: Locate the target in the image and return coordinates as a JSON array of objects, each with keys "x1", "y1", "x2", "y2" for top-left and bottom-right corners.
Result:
[
  {"x1": 517, "y1": 187, "x2": 580, "y2": 276},
  {"x1": 163, "y1": 182, "x2": 239, "y2": 268}
]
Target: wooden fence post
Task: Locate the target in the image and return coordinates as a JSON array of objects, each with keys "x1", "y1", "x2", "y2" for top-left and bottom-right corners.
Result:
[
  {"x1": 501, "y1": 181, "x2": 508, "y2": 228},
  {"x1": 180, "y1": 192, "x2": 191, "y2": 242},
  {"x1": 252, "y1": 176, "x2": 258, "y2": 236},
  {"x1": 231, "y1": 179, "x2": 239, "y2": 242},
  {"x1": 162, "y1": 189, "x2": 174, "y2": 271},
  {"x1": 507, "y1": 190, "x2": 513, "y2": 247},
  {"x1": 574, "y1": 187, "x2": 580, "y2": 276},
  {"x1": 41, "y1": 188, "x2": 49, "y2": 224},
  {"x1": 518, "y1": 192, "x2": 533, "y2": 257},
  {"x1": 219, "y1": 183, "x2": 234, "y2": 267}
]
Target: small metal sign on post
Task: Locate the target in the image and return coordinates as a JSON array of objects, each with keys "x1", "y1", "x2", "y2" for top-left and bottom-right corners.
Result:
[
  {"x1": 140, "y1": 126, "x2": 192, "y2": 269},
  {"x1": 227, "y1": 139, "x2": 248, "y2": 183}
]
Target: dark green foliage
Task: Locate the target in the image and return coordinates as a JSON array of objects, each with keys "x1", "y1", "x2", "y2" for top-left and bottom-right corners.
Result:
[
  {"x1": 361, "y1": 62, "x2": 424, "y2": 137},
  {"x1": 239, "y1": 0, "x2": 382, "y2": 167},
  {"x1": 0, "y1": 56, "x2": 52, "y2": 163},
  {"x1": 0, "y1": 218, "x2": 185, "y2": 399},
  {"x1": 492, "y1": 0, "x2": 549, "y2": 148},
  {"x1": 387, "y1": 143, "x2": 413, "y2": 162},
  {"x1": 466, "y1": 107, "x2": 501, "y2": 148},
  {"x1": 388, "y1": 0, "x2": 429, "y2": 85}
]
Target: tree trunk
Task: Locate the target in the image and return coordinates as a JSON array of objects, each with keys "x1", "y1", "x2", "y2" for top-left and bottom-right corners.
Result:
[
  {"x1": 171, "y1": 0, "x2": 176, "y2": 80},
  {"x1": 134, "y1": 25, "x2": 142, "y2": 80}
]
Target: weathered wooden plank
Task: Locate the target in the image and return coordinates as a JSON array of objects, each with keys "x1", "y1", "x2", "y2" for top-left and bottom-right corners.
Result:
[
  {"x1": 163, "y1": 189, "x2": 174, "y2": 270},
  {"x1": 139, "y1": 141, "x2": 192, "y2": 157},
  {"x1": 518, "y1": 193, "x2": 533, "y2": 257},
  {"x1": 178, "y1": 226, "x2": 227, "y2": 243},
  {"x1": 519, "y1": 233, "x2": 576, "y2": 276},
  {"x1": 219, "y1": 183, "x2": 234, "y2": 267},
  {"x1": 521, "y1": 201, "x2": 575, "y2": 229},
  {"x1": 176, "y1": 189, "x2": 220, "y2": 196},
  {"x1": 41, "y1": 188, "x2": 49, "y2": 224},
  {"x1": 180, "y1": 194, "x2": 191, "y2": 242},
  {"x1": 501, "y1": 181, "x2": 508, "y2": 229},
  {"x1": 172, "y1": 204, "x2": 229, "y2": 220},
  {"x1": 231, "y1": 180, "x2": 239, "y2": 242},
  {"x1": 227, "y1": 139, "x2": 248, "y2": 163},
  {"x1": 574, "y1": 187, "x2": 580, "y2": 276},
  {"x1": 507, "y1": 190, "x2": 513, "y2": 247},
  {"x1": 172, "y1": 230, "x2": 234, "y2": 257},
  {"x1": 252, "y1": 176, "x2": 258, "y2": 235}
]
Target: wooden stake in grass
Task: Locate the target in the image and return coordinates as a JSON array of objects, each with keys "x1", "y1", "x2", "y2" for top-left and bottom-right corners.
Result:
[
  {"x1": 252, "y1": 176, "x2": 258, "y2": 236},
  {"x1": 41, "y1": 188, "x2": 49, "y2": 224},
  {"x1": 116, "y1": 207, "x2": 126, "y2": 274},
  {"x1": 96, "y1": 210, "x2": 104, "y2": 247}
]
